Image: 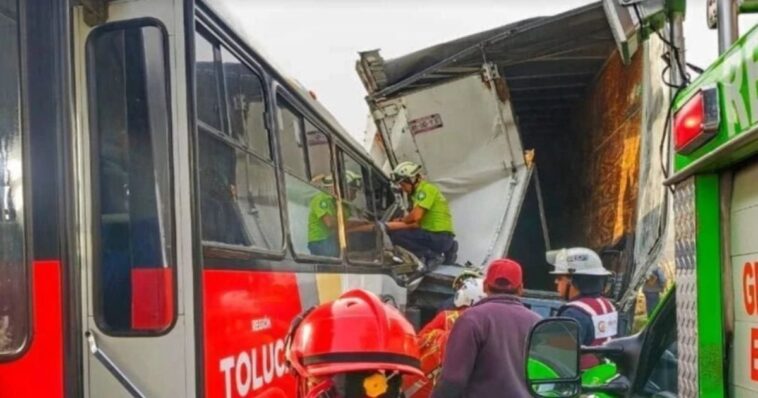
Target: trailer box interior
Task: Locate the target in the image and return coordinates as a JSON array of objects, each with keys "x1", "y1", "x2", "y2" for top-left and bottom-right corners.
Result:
[{"x1": 357, "y1": 2, "x2": 652, "y2": 303}]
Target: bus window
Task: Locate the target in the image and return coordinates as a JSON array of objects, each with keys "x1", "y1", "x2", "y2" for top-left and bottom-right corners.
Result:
[
  {"x1": 221, "y1": 47, "x2": 270, "y2": 158},
  {"x1": 0, "y1": 0, "x2": 28, "y2": 355},
  {"x1": 342, "y1": 152, "x2": 381, "y2": 263},
  {"x1": 88, "y1": 22, "x2": 175, "y2": 333},
  {"x1": 278, "y1": 101, "x2": 339, "y2": 259},
  {"x1": 304, "y1": 120, "x2": 330, "y2": 178},
  {"x1": 370, "y1": 171, "x2": 395, "y2": 217},
  {"x1": 198, "y1": 44, "x2": 283, "y2": 252},
  {"x1": 195, "y1": 31, "x2": 224, "y2": 132},
  {"x1": 277, "y1": 99, "x2": 307, "y2": 179}
]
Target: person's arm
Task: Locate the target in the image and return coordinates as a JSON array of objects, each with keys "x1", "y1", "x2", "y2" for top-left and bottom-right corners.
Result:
[
  {"x1": 345, "y1": 219, "x2": 372, "y2": 229},
  {"x1": 388, "y1": 185, "x2": 434, "y2": 230},
  {"x1": 431, "y1": 316, "x2": 480, "y2": 398},
  {"x1": 320, "y1": 214, "x2": 337, "y2": 229},
  {"x1": 385, "y1": 220, "x2": 419, "y2": 230},
  {"x1": 559, "y1": 307, "x2": 594, "y2": 346},
  {"x1": 402, "y1": 206, "x2": 426, "y2": 224}
]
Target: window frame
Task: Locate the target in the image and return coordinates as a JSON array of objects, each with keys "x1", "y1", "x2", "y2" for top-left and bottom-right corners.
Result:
[
  {"x1": 275, "y1": 94, "x2": 309, "y2": 179},
  {"x1": 274, "y1": 89, "x2": 343, "y2": 264},
  {"x1": 369, "y1": 169, "x2": 396, "y2": 220},
  {"x1": 338, "y1": 147, "x2": 384, "y2": 266},
  {"x1": 86, "y1": 17, "x2": 178, "y2": 337},
  {"x1": 191, "y1": 4, "x2": 403, "y2": 277},
  {"x1": 194, "y1": 23, "x2": 287, "y2": 260},
  {"x1": 303, "y1": 117, "x2": 333, "y2": 182},
  {"x1": 219, "y1": 45, "x2": 272, "y2": 160},
  {"x1": 0, "y1": 0, "x2": 33, "y2": 361},
  {"x1": 194, "y1": 26, "x2": 227, "y2": 136}
]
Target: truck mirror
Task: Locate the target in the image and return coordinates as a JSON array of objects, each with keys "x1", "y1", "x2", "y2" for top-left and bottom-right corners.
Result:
[{"x1": 525, "y1": 318, "x2": 582, "y2": 398}]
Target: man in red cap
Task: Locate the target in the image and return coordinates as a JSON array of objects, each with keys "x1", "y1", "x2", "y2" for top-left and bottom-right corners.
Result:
[{"x1": 431, "y1": 258, "x2": 541, "y2": 398}]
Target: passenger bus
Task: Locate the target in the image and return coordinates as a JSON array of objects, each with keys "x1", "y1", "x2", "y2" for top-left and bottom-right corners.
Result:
[{"x1": 0, "y1": 0, "x2": 414, "y2": 396}]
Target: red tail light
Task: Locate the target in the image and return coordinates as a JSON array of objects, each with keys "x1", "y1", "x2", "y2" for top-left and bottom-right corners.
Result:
[{"x1": 673, "y1": 86, "x2": 720, "y2": 154}]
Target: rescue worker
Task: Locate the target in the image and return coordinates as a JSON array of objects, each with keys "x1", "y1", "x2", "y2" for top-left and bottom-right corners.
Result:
[
  {"x1": 307, "y1": 173, "x2": 362, "y2": 257},
  {"x1": 286, "y1": 289, "x2": 423, "y2": 398},
  {"x1": 307, "y1": 174, "x2": 340, "y2": 257},
  {"x1": 386, "y1": 161, "x2": 457, "y2": 265},
  {"x1": 547, "y1": 247, "x2": 618, "y2": 368},
  {"x1": 437, "y1": 269, "x2": 482, "y2": 312},
  {"x1": 343, "y1": 170, "x2": 363, "y2": 202},
  {"x1": 403, "y1": 277, "x2": 486, "y2": 398},
  {"x1": 432, "y1": 259, "x2": 541, "y2": 398}
]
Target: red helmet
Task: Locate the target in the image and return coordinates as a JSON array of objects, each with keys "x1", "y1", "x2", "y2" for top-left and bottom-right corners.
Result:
[{"x1": 287, "y1": 289, "x2": 423, "y2": 379}]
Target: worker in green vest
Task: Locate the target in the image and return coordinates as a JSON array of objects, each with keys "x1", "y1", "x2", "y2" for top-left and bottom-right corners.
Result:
[
  {"x1": 308, "y1": 173, "x2": 361, "y2": 257},
  {"x1": 307, "y1": 174, "x2": 341, "y2": 257},
  {"x1": 386, "y1": 161, "x2": 457, "y2": 265}
]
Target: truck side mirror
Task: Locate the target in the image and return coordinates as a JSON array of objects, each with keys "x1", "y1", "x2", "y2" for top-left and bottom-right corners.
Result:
[{"x1": 525, "y1": 318, "x2": 582, "y2": 398}]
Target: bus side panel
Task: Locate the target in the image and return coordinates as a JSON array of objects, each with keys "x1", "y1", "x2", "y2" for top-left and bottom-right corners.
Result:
[
  {"x1": 203, "y1": 270, "x2": 304, "y2": 398},
  {"x1": 0, "y1": 261, "x2": 64, "y2": 397}
]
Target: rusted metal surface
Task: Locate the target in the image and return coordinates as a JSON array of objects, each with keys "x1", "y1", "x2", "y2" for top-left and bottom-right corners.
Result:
[{"x1": 576, "y1": 49, "x2": 644, "y2": 251}]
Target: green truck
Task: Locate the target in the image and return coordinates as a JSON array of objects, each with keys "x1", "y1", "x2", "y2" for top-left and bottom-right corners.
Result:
[{"x1": 526, "y1": 1, "x2": 758, "y2": 397}]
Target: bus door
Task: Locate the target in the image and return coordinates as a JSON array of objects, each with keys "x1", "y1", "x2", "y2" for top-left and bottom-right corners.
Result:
[
  {"x1": 0, "y1": 0, "x2": 70, "y2": 396},
  {"x1": 72, "y1": 2, "x2": 195, "y2": 396}
]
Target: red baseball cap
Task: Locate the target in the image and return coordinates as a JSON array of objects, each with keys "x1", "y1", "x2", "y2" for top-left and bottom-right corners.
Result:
[{"x1": 485, "y1": 258, "x2": 523, "y2": 290}]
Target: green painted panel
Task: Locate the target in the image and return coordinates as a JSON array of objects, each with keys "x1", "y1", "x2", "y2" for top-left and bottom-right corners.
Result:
[
  {"x1": 673, "y1": 25, "x2": 758, "y2": 171},
  {"x1": 695, "y1": 174, "x2": 726, "y2": 396}
]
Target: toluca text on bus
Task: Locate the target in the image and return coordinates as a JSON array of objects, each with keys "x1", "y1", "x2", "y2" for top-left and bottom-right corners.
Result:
[
  {"x1": 2, "y1": 0, "x2": 757, "y2": 397},
  {"x1": 0, "y1": 0, "x2": 418, "y2": 396},
  {"x1": 0, "y1": 0, "x2": 692, "y2": 396}
]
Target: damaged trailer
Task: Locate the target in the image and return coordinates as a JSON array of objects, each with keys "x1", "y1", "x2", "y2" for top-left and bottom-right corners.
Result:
[{"x1": 357, "y1": 1, "x2": 675, "y2": 327}]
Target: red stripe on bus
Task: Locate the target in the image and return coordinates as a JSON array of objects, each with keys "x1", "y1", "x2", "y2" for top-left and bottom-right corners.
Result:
[
  {"x1": 131, "y1": 267, "x2": 174, "y2": 330},
  {"x1": 0, "y1": 260, "x2": 64, "y2": 397},
  {"x1": 203, "y1": 269, "x2": 302, "y2": 398}
]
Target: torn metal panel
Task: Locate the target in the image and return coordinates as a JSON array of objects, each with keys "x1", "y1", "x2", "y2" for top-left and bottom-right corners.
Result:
[{"x1": 357, "y1": 2, "x2": 613, "y2": 100}]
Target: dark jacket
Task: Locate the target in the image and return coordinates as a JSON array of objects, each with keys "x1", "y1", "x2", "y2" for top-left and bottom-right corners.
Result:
[
  {"x1": 557, "y1": 302, "x2": 596, "y2": 346},
  {"x1": 556, "y1": 294, "x2": 617, "y2": 346},
  {"x1": 431, "y1": 295, "x2": 542, "y2": 398}
]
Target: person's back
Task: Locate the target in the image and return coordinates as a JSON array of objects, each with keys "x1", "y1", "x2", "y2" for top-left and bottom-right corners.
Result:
[
  {"x1": 405, "y1": 278, "x2": 486, "y2": 398},
  {"x1": 432, "y1": 259, "x2": 541, "y2": 398}
]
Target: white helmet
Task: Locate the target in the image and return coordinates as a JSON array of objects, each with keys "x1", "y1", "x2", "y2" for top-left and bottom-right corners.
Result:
[
  {"x1": 546, "y1": 247, "x2": 611, "y2": 276},
  {"x1": 391, "y1": 161, "x2": 422, "y2": 182},
  {"x1": 453, "y1": 278, "x2": 486, "y2": 308}
]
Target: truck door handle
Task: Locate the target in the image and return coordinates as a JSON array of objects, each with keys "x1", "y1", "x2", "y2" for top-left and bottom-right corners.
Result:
[{"x1": 85, "y1": 331, "x2": 147, "y2": 398}]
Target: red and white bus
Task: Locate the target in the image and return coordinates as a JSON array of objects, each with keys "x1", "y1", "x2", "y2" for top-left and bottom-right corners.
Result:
[{"x1": 0, "y1": 1, "x2": 413, "y2": 396}]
